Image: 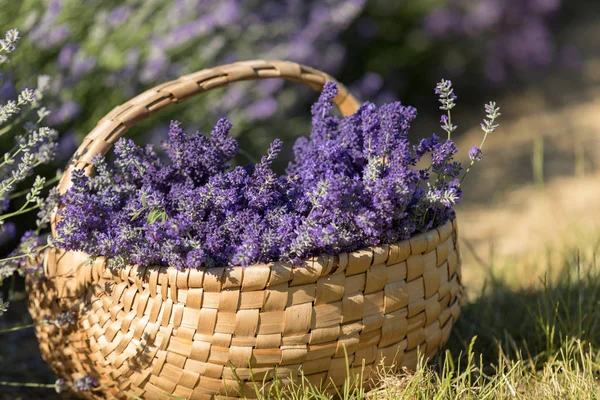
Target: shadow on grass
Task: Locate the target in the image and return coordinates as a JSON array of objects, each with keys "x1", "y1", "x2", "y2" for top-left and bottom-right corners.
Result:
[
  {"x1": 359, "y1": 248, "x2": 600, "y2": 399},
  {"x1": 444, "y1": 247, "x2": 600, "y2": 374},
  {"x1": 0, "y1": 298, "x2": 60, "y2": 400}
]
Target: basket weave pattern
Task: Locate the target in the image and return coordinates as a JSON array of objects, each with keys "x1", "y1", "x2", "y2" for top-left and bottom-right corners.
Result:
[
  {"x1": 26, "y1": 60, "x2": 462, "y2": 399},
  {"x1": 29, "y1": 219, "x2": 460, "y2": 399}
]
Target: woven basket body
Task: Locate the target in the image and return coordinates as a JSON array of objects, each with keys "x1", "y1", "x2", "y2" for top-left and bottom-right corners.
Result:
[{"x1": 27, "y1": 60, "x2": 462, "y2": 399}]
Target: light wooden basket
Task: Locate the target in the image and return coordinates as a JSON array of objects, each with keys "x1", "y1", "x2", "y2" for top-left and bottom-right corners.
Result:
[{"x1": 27, "y1": 60, "x2": 462, "y2": 400}]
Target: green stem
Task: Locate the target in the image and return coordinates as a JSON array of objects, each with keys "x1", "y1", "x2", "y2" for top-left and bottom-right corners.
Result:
[
  {"x1": 8, "y1": 274, "x2": 15, "y2": 301},
  {"x1": 0, "y1": 205, "x2": 39, "y2": 221},
  {"x1": 446, "y1": 109, "x2": 453, "y2": 141},
  {"x1": 0, "y1": 381, "x2": 56, "y2": 389},
  {"x1": 460, "y1": 160, "x2": 475, "y2": 185},
  {"x1": 0, "y1": 104, "x2": 38, "y2": 138},
  {"x1": 460, "y1": 129, "x2": 490, "y2": 186},
  {"x1": 0, "y1": 244, "x2": 49, "y2": 263},
  {"x1": 0, "y1": 147, "x2": 23, "y2": 170},
  {"x1": 0, "y1": 159, "x2": 45, "y2": 198},
  {"x1": 237, "y1": 147, "x2": 258, "y2": 164},
  {"x1": 10, "y1": 173, "x2": 61, "y2": 199},
  {"x1": 0, "y1": 323, "x2": 38, "y2": 334},
  {"x1": 0, "y1": 121, "x2": 17, "y2": 137},
  {"x1": 479, "y1": 131, "x2": 490, "y2": 153}
]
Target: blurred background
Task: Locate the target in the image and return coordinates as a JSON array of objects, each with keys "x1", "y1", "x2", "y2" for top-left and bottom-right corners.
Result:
[{"x1": 1, "y1": 0, "x2": 600, "y2": 397}]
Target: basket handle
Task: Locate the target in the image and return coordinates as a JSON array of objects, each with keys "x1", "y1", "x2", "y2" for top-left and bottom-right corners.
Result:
[{"x1": 56, "y1": 59, "x2": 360, "y2": 195}]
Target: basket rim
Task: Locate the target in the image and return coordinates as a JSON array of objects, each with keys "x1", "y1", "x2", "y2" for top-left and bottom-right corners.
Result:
[{"x1": 43, "y1": 219, "x2": 457, "y2": 297}]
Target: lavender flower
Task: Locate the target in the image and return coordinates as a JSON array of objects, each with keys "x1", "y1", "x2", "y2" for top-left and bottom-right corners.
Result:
[
  {"x1": 7, "y1": 0, "x2": 364, "y2": 144},
  {"x1": 481, "y1": 101, "x2": 501, "y2": 134},
  {"x1": 469, "y1": 146, "x2": 483, "y2": 162},
  {"x1": 72, "y1": 376, "x2": 98, "y2": 391},
  {"x1": 0, "y1": 230, "x2": 46, "y2": 285},
  {"x1": 0, "y1": 297, "x2": 8, "y2": 316},
  {"x1": 462, "y1": 102, "x2": 502, "y2": 183},
  {"x1": 431, "y1": 140, "x2": 458, "y2": 173},
  {"x1": 435, "y1": 79, "x2": 457, "y2": 111},
  {"x1": 57, "y1": 80, "x2": 488, "y2": 269},
  {"x1": 45, "y1": 311, "x2": 76, "y2": 328},
  {"x1": 53, "y1": 375, "x2": 98, "y2": 393},
  {"x1": 435, "y1": 80, "x2": 458, "y2": 140},
  {"x1": 0, "y1": 29, "x2": 19, "y2": 63},
  {"x1": 54, "y1": 379, "x2": 67, "y2": 394}
]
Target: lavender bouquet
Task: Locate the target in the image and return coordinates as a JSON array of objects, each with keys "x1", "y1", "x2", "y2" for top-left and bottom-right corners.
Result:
[{"x1": 55, "y1": 80, "x2": 499, "y2": 270}]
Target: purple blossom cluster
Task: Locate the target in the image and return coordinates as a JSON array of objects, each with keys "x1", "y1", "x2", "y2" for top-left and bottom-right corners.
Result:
[
  {"x1": 3, "y1": 0, "x2": 542, "y2": 156},
  {"x1": 2, "y1": 0, "x2": 364, "y2": 136},
  {"x1": 56, "y1": 81, "x2": 484, "y2": 270},
  {"x1": 54, "y1": 375, "x2": 98, "y2": 393},
  {"x1": 0, "y1": 28, "x2": 59, "y2": 287}
]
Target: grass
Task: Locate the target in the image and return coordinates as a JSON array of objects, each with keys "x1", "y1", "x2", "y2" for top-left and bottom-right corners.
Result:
[
  {"x1": 225, "y1": 245, "x2": 600, "y2": 399},
  {"x1": 391, "y1": 246, "x2": 600, "y2": 400}
]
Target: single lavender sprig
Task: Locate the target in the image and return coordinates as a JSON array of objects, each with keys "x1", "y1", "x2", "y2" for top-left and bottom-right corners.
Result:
[
  {"x1": 0, "y1": 101, "x2": 20, "y2": 125},
  {"x1": 0, "y1": 381, "x2": 61, "y2": 391},
  {"x1": 435, "y1": 79, "x2": 458, "y2": 140},
  {"x1": 0, "y1": 29, "x2": 19, "y2": 64},
  {"x1": 461, "y1": 101, "x2": 501, "y2": 184},
  {"x1": 0, "y1": 311, "x2": 76, "y2": 334},
  {"x1": 0, "y1": 375, "x2": 97, "y2": 394},
  {"x1": 0, "y1": 76, "x2": 53, "y2": 138},
  {"x1": 0, "y1": 176, "x2": 46, "y2": 222},
  {"x1": 0, "y1": 118, "x2": 57, "y2": 210},
  {"x1": 1, "y1": 187, "x2": 60, "y2": 282},
  {"x1": 72, "y1": 376, "x2": 98, "y2": 391}
]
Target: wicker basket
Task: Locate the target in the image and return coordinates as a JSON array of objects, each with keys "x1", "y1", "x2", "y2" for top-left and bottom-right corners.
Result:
[{"x1": 27, "y1": 60, "x2": 462, "y2": 400}]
